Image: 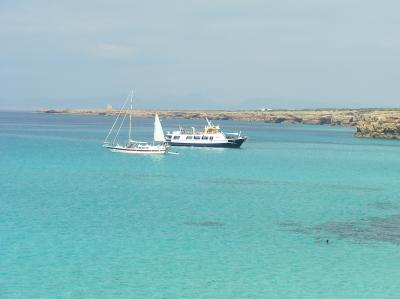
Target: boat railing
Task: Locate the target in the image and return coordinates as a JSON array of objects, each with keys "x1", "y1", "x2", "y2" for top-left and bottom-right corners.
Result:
[{"x1": 178, "y1": 129, "x2": 204, "y2": 135}]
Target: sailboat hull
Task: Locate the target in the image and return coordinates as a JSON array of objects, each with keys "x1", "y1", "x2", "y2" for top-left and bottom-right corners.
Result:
[
  {"x1": 105, "y1": 145, "x2": 168, "y2": 155},
  {"x1": 103, "y1": 91, "x2": 169, "y2": 155}
]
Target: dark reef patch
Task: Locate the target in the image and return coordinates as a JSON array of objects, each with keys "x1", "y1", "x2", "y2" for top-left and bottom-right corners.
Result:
[
  {"x1": 184, "y1": 221, "x2": 225, "y2": 227},
  {"x1": 279, "y1": 213, "x2": 400, "y2": 245},
  {"x1": 202, "y1": 178, "x2": 383, "y2": 192},
  {"x1": 320, "y1": 184, "x2": 383, "y2": 192},
  {"x1": 203, "y1": 178, "x2": 266, "y2": 186},
  {"x1": 369, "y1": 201, "x2": 400, "y2": 210}
]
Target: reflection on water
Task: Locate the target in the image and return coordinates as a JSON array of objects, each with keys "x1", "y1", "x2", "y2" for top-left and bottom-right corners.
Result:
[{"x1": 180, "y1": 146, "x2": 227, "y2": 154}]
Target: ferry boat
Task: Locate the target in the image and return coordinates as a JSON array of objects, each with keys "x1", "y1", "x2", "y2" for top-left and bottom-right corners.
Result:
[{"x1": 165, "y1": 118, "x2": 247, "y2": 148}]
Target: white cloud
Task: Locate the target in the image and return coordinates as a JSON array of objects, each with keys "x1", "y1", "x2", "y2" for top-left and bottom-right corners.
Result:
[{"x1": 93, "y1": 43, "x2": 136, "y2": 59}]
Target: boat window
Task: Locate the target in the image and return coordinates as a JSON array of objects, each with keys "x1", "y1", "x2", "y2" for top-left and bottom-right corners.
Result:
[
  {"x1": 194, "y1": 136, "x2": 201, "y2": 140},
  {"x1": 173, "y1": 136, "x2": 180, "y2": 140},
  {"x1": 186, "y1": 136, "x2": 193, "y2": 139},
  {"x1": 210, "y1": 136, "x2": 213, "y2": 140},
  {"x1": 202, "y1": 136, "x2": 208, "y2": 140}
]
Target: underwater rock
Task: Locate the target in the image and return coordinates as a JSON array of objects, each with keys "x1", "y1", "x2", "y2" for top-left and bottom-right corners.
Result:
[{"x1": 279, "y1": 212, "x2": 400, "y2": 245}]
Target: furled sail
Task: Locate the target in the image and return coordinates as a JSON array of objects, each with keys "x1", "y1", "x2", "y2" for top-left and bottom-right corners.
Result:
[{"x1": 153, "y1": 114, "x2": 165, "y2": 142}]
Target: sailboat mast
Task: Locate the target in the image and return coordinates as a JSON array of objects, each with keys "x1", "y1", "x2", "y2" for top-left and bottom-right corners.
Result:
[{"x1": 128, "y1": 91, "x2": 133, "y2": 142}]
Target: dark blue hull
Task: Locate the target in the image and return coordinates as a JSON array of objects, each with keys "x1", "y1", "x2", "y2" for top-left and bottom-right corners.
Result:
[{"x1": 169, "y1": 137, "x2": 246, "y2": 148}]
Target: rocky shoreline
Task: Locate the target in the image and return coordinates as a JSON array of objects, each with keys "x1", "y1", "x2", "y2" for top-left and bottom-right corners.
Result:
[
  {"x1": 39, "y1": 108, "x2": 400, "y2": 139},
  {"x1": 355, "y1": 111, "x2": 400, "y2": 139}
]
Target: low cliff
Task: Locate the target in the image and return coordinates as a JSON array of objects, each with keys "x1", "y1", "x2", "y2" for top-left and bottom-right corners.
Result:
[
  {"x1": 39, "y1": 108, "x2": 400, "y2": 139},
  {"x1": 355, "y1": 112, "x2": 400, "y2": 139},
  {"x1": 39, "y1": 108, "x2": 362, "y2": 126}
]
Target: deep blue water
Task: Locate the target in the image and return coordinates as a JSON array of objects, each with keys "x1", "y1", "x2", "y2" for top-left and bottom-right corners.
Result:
[{"x1": 1, "y1": 112, "x2": 400, "y2": 298}]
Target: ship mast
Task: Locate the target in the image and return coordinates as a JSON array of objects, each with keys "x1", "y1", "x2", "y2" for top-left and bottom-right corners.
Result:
[{"x1": 128, "y1": 91, "x2": 133, "y2": 142}]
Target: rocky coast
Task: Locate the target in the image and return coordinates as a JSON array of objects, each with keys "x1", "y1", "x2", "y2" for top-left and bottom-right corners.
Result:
[
  {"x1": 39, "y1": 108, "x2": 400, "y2": 139},
  {"x1": 355, "y1": 111, "x2": 400, "y2": 139}
]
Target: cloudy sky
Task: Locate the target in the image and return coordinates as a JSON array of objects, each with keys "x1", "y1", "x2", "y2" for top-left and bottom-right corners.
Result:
[{"x1": 1, "y1": 0, "x2": 399, "y2": 110}]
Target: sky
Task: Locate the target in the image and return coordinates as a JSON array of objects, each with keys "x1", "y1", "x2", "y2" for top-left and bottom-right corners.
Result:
[{"x1": 1, "y1": 0, "x2": 400, "y2": 110}]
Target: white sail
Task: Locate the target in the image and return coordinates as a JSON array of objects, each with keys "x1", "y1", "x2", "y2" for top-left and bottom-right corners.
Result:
[{"x1": 153, "y1": 114, "x2": 165, "y2": 142}]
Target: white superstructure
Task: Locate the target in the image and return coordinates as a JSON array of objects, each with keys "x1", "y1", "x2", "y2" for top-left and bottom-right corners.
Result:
[{"x1": 166, "y1": 118, "x2": 247, "y2": 148}]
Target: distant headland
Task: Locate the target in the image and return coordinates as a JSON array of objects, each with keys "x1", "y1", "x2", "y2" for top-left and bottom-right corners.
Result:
[{"x1": 38, "y1": 108, "x2": 400, "y2": 140}]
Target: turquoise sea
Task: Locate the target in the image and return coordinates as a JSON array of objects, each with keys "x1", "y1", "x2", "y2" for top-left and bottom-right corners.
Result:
[{"x1": 1, "y1": 111, "x2": 400, "y2": 298}]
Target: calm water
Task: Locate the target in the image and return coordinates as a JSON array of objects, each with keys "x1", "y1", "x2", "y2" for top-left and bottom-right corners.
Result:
[{"x1": 1, "y1": 112, "x2": 400, "y2": 298}]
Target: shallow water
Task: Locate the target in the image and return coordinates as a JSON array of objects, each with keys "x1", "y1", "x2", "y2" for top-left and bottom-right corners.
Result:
[{"x1": 1, "y1": 112, "x2": 400, "y2": 298}]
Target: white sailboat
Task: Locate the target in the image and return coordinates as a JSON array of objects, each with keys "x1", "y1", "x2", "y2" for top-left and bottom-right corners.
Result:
[{"x1": 103, "y1": 91, "x2": 169, "y2": 154}]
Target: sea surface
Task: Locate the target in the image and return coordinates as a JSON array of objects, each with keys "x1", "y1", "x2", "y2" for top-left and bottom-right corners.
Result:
[{"x1": 1, "y1": 111, "x2": 400, "y2": 299}]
